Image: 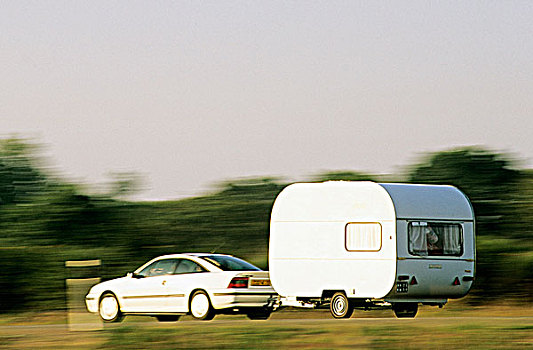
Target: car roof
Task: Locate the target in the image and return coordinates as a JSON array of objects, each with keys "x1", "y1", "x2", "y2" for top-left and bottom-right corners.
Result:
[{"x1": 153, "y1": 253, "x2": 232, "y2": 259}]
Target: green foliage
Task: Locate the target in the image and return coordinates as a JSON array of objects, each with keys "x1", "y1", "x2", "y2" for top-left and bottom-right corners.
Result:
[
  {"x1": 0, "y1": 248, "x2": 31, "y2": 312},
  {"x1": 408, "y1": 147, "x2": 522, "y2": 237},
  {"x1": 0, "y1": 138, "x2": 47, "y2": 205},
  {"x1": 408, "y1": 147, "x2": 532, "y2": 301},
  {"x1": 107, "y1": 171, "x2": 144, "y2": 199},
  {"x1": 0, "y1": 139, "x2": 532, "y2": 312},
  {"x1": 309, "y1": 171, "x2": 377, "y2": 182}
]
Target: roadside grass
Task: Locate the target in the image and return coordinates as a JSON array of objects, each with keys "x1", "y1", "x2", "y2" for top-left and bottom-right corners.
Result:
[
  {"x1": 360, "y1": 321, "x2": 533, "y2": 349},
  {"x1": 1, "y1": 304, "x2": 532, "y2": 349},
  {"x1": 2, "y1": 299, "x2": 531, "y2": 326},
  {"x1": 102, "y1": 325, "x2": 321, "y2": 349},
  {"x1": 98, "y1": 318, "x2": 533, "y2": 350}
]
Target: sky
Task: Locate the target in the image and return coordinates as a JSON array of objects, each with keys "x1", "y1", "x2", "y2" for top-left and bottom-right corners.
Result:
[{"x1": 2, "y1": 1, "x2": 532, "y2": 199}]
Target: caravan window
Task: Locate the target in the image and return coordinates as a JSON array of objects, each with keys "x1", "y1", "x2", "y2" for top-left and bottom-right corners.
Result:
[
  {"x1": 345, "y1": 223, "x2": 382, "y2": 251},
  {"x1": 408, "y1": 222, "x2": 463, "y2": 256}
]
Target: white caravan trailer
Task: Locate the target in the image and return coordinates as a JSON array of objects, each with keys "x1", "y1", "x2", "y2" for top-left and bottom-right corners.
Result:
[{"x1": 269, "y1": 181, "x2": 475, "y2": 318}]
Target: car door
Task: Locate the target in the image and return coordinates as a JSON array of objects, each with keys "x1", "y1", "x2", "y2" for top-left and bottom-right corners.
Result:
[
  {"x1": 163, "y1": 259, "x2": 210, "y2": 313},
  {"x1": 121, "y1": 259, "x2": 179, "y2": 313}
]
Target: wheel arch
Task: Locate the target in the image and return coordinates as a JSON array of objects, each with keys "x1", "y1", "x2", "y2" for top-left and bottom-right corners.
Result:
[
  {"x1": 188, "y1": 288, "x2": 212, "y2": 310},
  {"x1": 99, "y1": 290, "x2": 123, "y2": 308},
  {"x1": 321, "y1": 289, "x2": 348, "y2": 301}
]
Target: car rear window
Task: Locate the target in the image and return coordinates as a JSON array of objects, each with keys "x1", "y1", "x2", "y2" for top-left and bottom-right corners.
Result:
[{"x1": 200, "y1": 255, "x2": 261, "y2": 271}]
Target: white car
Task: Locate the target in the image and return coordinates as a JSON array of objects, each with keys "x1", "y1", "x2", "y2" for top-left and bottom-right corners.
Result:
[{"x1": 85, "y1": 253, "x2": 277, "y2": 322}]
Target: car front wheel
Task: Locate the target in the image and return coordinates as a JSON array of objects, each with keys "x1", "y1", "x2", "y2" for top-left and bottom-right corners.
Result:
[
  {"x1": 189, "y1": 290, "x2": 215, "y2": 320},
  {"x1": 99, "y1": 292, "x2": 124, "y2": 323}
]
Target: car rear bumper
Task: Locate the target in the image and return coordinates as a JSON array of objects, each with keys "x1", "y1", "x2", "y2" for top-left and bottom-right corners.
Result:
[{"x1": 210, "y1": 290, "x2": 278, "y2": 310}]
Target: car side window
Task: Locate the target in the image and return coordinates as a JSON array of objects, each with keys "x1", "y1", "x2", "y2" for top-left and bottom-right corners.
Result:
[
  {"x1": 138, "y1": 259, "x2": 178, "y2": 277},
  {"x1": 174, "y1": 259, "x2": 206, "y2": 274}
]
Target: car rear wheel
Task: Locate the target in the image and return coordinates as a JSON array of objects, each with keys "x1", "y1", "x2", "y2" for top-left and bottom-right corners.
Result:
[
  {"x1": 392, "y1": 303, "x2": 418, "y2": 318},
  {"x1": 246, "y1": 308, "x2": 271, "y2": 320},
  {"x1": 330, "y1": 292, "x2": 354, "y2": 319},
  {"x1": 190, "y1": 290, "x2": 215, "y2": 320},
  {"x1": 99, "y1": 292, "x2": 124, "y2": 323}
]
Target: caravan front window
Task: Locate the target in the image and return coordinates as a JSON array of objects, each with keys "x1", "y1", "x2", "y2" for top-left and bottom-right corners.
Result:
[
  {"x1": 345, "y1": 222, "x2": 382, "y2": 251},
  {"x1": 408, "y1": 222, "x2": 463, "y2": 256}
]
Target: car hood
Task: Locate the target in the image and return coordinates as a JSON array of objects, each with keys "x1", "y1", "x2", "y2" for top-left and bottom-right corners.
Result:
[{"x1": 87, "y1": 276, "x2": 129, "y2": 295}]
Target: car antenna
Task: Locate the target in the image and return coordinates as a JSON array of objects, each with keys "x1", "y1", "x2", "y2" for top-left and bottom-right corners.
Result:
[{"x1": 210, "y1": 241, "x2": 226, "y2": 254}]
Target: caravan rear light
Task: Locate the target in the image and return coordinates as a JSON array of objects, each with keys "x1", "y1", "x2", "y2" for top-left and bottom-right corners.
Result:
[
  {"x1": 410, "y1": 276, "x2": 418, "y2": 285},
  {"x1": 398, "y1": 275, "x2": 409, "y2": 281},
  {"x1": 452, "y1": 277, "x2": 461, "y2": 286},
  {"x1": 228, "y1": 277, "x2": 249, "y2": 288}
]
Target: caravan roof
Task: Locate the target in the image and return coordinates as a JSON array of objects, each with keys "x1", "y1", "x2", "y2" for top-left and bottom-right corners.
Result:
[{"x1": 379, "y1": 183, "x2": 474, "y2": 221}]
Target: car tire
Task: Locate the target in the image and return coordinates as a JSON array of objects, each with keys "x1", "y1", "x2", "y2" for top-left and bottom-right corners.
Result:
[
  {"x1": 155, "y1": 315, "x2": 180, "y2": 322},
  {"x1": 330, "y1": 292, "x2": 354, "y2": 319},
  {"x1": 189, "y1": 290, "x2": 215, "y2": 320},
  {"x1": 246, "y1": 308, "x2": 271, "y2": 320},
  {"x1": 392, "y1": 303, "x2": 418, "y2": 318},
  {"x1": 99, "y1": 292, "x2": 124, "y2": 323}
]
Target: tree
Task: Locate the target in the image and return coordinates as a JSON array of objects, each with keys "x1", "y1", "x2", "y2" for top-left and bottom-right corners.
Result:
[
  {"x1": 107, "y1": 171, "x2": 144, "y2": 199},
  {"x1": 408, "y1": 147, "x2": 520, "y2": 237},
  {"x1": 309, "y1": 171, "x2": 376, "y2": 182},
  {"x1": 0, "y1": 138, "x2": 47, "y2": 205}
]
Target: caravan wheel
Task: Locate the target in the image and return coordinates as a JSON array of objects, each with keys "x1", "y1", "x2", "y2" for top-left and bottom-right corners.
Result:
[
  {"x1": 330, "y1": 292, "x2": 354, "y2": 319},
  {"x1": 393, "y1": 303, "x2": 418, "y2": 318}
]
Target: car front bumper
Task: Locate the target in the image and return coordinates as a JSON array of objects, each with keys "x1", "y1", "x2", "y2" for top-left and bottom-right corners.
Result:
[{"x1": 85, "y1": 294, "x2": 99, "y2": 313}]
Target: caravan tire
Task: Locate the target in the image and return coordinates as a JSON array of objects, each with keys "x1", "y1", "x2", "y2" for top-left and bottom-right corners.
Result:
[
  {"x1": 393, "y1": 303, "x2": 418, "y2": 318},
  {"x1": 330, "y1": 292, "x2": 354, "y2": 319}
]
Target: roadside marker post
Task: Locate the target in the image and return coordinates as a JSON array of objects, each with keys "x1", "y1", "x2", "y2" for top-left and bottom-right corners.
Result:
[{"x1": 65, "y1": 259, "x2": 103, "y2": 331}]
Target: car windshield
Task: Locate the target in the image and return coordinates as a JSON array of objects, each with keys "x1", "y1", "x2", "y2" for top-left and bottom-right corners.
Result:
[{"x1": 199, "y1": 255, "x2": 261, "y2": 271}]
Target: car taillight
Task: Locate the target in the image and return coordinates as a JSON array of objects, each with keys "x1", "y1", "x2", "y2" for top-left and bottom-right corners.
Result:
[{"x1": 228, "y1": 277, "x2": 249, "y2": 288}]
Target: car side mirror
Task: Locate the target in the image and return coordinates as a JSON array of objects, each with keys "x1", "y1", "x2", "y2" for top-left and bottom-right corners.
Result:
[{"x1": 129, "y1": 272, "x2": 144, "y2": 279}]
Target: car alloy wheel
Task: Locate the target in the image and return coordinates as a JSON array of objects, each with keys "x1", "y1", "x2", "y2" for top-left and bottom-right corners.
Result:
[
  {"x1": 99, "y1": 292, "x2": 124, "y2": 323},
  {"x1": 330, "y1": 292, "x2": 354, "y2": 319},
  {"x1": 190, "y1": 290, "x2": 215, "y2": 320}
]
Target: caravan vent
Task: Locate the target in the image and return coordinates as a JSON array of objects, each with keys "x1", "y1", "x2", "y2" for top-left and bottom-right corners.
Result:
[{"x1": 345, "y1": 223, "x2": 382, "y2": 252}]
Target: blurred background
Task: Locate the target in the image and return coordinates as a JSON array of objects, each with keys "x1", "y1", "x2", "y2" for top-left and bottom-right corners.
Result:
[
  {"x1": 1, "y1": 1, "x2": 532, "y2": 317},
  {"x1": 0, "y1": 137, "x2": 531, "y2": 313}
]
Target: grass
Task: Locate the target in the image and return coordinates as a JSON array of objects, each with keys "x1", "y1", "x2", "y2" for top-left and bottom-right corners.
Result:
[{"x1": 1, "y1": 303, "x2": 532, "y2": 349}]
